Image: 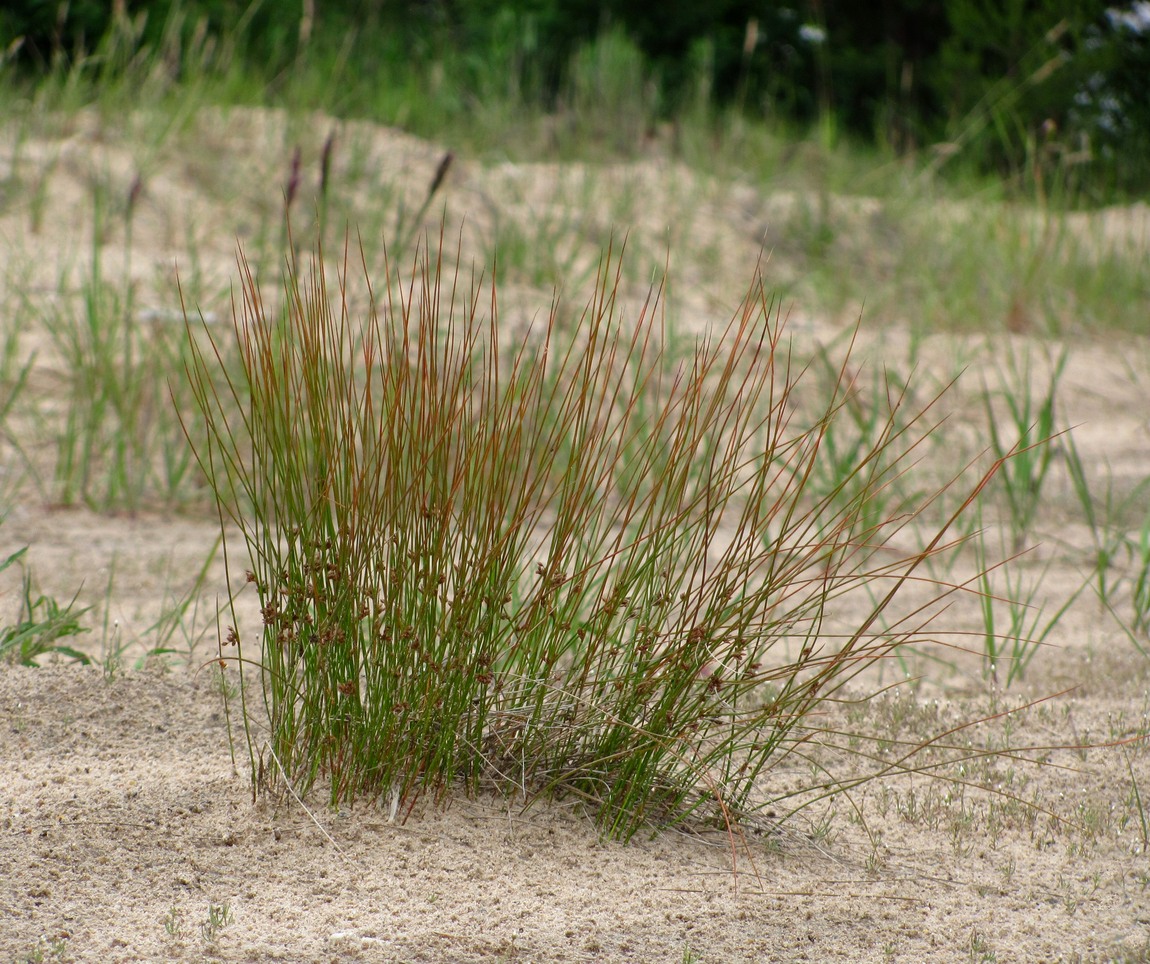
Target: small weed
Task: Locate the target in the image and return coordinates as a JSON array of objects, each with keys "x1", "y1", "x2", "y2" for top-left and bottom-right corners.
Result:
[
  {"x1": 973, "y1": 524, "x2": 1085, "y2": 687},
  {"x1": 1124, "y1": 748, "x2": 1149, "y2": 854},
  {"x1": 139, "y1": 536, "x2": 223, "y2": 665},
  {"x1": 1064, "y1": 435, "x2": 1150, "y2": 652},
  {"x1": 201, "y1": 900, "x2": 233, "y2": 945},
  {"x1": 212, "y1": 660, "x2": 239, "y2": 703},
  {"x1": 999, "y1": 855, "x2": 1016, "y2": 886},
  {"x1": 1, "y1": 547, "x2": 91, "y2": 666},
  {"x1": 968, "y1": 928, "x2": 998, "y2": 963},
  {"x1": 809, "y1": 806, "x2": 839, "y2": 845},
  {"x1": 163, "y1": 905, "x2": 186, "y2": 939},
  {"x1": 1130, "y1": 519, "x2": 1150, "y2": 642},
  {"x1": 803, "y1": 337, "x2": 932, "y2": 537},
  {"x1": 12, "y1": 936, "x2": 70, "y2": 964},
  {"x1": 0, "y1": 303, "x2": 34, "y2": 427},
  {"x1": 981, "y1": 345, "x2": 1066, "y2": 553},
  {"x1": 1058, "y1": 873, "x2": 1081, "y2": 916},
  {"x1": 96, "y1": 560, "x2": 129, "y2": 680}
]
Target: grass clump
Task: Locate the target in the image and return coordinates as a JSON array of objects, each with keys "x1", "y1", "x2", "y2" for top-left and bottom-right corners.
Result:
[
  {"x1": 0, "y1": 544, "x2": 90, "y2": 666},
  {"x1": 186, "y1": 232, "x2": 1002, "y2": 839}
]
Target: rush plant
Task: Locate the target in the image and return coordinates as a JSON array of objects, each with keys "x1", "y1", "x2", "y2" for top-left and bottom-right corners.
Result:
[{"x1": 184, "y1": 233, "x2": 1004, "y2": 839}]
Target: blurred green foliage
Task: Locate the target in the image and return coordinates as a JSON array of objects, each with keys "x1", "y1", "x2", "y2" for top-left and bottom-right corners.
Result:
[{"x1": 1, "y1": 1, "x2": 1147, "y2": 196}]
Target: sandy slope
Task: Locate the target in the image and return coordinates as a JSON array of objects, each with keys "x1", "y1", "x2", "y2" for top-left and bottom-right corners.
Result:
[{"x1": 1, "y1": 106, "x2": 1149, "y2": 961}]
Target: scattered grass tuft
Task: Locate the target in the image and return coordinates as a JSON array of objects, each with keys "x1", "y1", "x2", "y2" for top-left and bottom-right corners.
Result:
[
  {"x1": 973, "y1": 526, "x2": 1085, "y2": 688},
  {"x1": 0, "y1": 545, "x2": 91, "y2": 666},
  {"x1": 981, "y1": 344, "x2": 1066, "y2": 553},
  {"x1": 198, "y1": 899, "x2": 234, "y2": 949},
  {"x1": 27, "y1": 185, "x2": 208, "y2": 512},
  {"x1": 1065, "y1": 434, "x2": 1150, "y2": 654}
]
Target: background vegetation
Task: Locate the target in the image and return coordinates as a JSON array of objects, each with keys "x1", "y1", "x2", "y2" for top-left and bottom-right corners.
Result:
[{"x1": 3, "y1": 0, "x2": 1149, "y2": 198}]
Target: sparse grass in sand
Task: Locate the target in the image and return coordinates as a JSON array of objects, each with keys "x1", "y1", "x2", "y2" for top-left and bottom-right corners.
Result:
[
  {"x1": 0, "y1": 0, "x2": 1146, "y2": 912},
  {"x1": 0, "y1": 542, "x2": 89, "y2": 666}
]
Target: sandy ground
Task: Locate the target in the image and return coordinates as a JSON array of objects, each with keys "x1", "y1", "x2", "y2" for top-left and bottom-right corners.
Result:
[
  {"x1": 1, "y1": 106, "x2": 1149, "y2": 962},
  {"x1": 2, "y1": 654, "x2": 1148, "y2": 962}
]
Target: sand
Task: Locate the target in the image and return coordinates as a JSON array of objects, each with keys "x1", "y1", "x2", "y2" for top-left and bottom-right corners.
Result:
[{"x1": 1, "y1": 105, "x2": 1148, "y2": 962}]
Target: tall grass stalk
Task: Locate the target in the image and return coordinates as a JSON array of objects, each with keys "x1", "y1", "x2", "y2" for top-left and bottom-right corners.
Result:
[{"x1": 185, "y1": 233, "x2": 1005, "y2": 838}]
